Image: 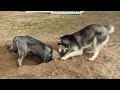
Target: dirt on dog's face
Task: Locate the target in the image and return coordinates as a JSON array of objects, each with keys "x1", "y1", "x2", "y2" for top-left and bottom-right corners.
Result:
[{"x1": 52, "y1": 49, "x2": 61, "y2": 60}]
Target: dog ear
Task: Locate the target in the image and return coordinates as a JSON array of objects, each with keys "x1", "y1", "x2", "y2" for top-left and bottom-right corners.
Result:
[
  {"x1": 56, "y1": 35, "x2": 63, "y2": 42},
  {"x1": 56, "y1": 37, "x2": 61, "y2": 43}
]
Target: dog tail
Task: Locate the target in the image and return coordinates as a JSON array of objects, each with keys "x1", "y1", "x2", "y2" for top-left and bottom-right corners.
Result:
[
  {"x1": 13, "y1": 37, "x2": 19, "y2": 52},
  {"x1": 104, "y1": 24, "x2": 115, "y2": 34}
]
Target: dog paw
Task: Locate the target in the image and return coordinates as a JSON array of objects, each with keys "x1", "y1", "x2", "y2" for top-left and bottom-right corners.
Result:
[
  {"x1": 88, "y1": 58, "x2": 95, "y2": 61},
  {"x1": 17, "y1": 59, "x2": 22, "y2": 67},
  {"x1": 18, "y1": 63, "x2": 22, "y2": 67},
  {"x1": 61, "y1": 57, "x2": 67, "y2": 61}
]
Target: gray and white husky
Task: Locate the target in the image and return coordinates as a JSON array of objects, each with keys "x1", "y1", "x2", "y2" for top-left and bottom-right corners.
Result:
[
  {"x1": 57, "y1": 24, "x2": 114, "y2": 61},
  {"x1": 7, "y1": 35, "x2": 60, "y2": 67}
]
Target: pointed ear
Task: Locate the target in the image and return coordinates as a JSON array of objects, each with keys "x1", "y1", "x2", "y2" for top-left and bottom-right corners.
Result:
[
  {"x1": 56, "y1": 36, "x2": 62, "y2": 43},
  {"x1": 56, "y1": 38, "x2": 61, "y2": 43}
]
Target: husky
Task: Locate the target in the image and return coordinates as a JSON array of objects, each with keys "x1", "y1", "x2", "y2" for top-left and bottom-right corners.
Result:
[
  {"x1": 57, "y1": 24, "x2": 114, "y2": 61},
  {"x1": 6, "y1": 35, "x2": 60, "y2": 67}
]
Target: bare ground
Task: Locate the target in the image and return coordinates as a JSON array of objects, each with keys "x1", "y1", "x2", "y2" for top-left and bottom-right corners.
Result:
[{"x1": 0, "y1": 11, "x2": 120, "y2": 79}]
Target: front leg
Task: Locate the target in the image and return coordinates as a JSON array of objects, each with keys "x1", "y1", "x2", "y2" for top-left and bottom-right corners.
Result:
[{"x1": 61, "y1": 49, "x2": 83, "y2": 60}]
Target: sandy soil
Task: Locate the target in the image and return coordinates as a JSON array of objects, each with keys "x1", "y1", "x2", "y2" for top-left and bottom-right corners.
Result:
[{"x1": 0, "y1": 11, "x2": 120, "y2": 79}]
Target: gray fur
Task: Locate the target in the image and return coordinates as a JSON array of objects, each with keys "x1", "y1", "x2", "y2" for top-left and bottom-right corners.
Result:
[
  {"x1": 7, "y1": 35, "x2": 60, "y2": 67},
  {"x1": 57, "y1": 24, "x2": 114, "y2": 60}
]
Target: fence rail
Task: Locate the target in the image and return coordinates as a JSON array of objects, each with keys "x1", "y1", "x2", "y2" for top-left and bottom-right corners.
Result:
[{"x1": 26, "y1": 11, "x2": 85, "y2": 15}]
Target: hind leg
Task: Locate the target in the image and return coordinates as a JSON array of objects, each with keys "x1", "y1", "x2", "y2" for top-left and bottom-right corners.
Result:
[
  {"x1": 17, "y1": 50, "x2": 26, "y2": 67},
  {"x1": 16, "y1": 41, "x2": 27, "y2": 67},
  {"x1": 88, "y1": 45, "x2": 101, "y2": 61},
  {"x1": 88, "y1": 35, "x2": 109, "y2": 61},
  {"x1": 85, "y1": 44, "x2": 94, "y2": 54}
]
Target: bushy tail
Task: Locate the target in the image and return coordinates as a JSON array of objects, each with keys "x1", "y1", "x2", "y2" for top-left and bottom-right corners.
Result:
[
  {"x1": 105, "y1": 25, "x2": 115, "y2": 34},
  {"x1": 13, "y1": 37, "x2": 19, "y2": 52}
]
